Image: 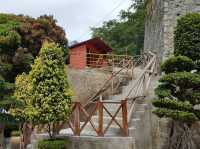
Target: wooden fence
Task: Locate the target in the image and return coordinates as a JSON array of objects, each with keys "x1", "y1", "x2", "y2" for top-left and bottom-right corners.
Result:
[
  {"x1": 68, "y1": 100, "x2": 128, "y2": 136},
  {"x1": 67, "y1": 51, "x2": 159, "y2": 137}
]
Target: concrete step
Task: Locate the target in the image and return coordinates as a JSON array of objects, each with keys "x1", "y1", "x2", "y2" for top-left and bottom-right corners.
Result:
[
  {"x1": 102, "y1": 102, "x2": 132, "y2": 113},
  {"x1": 81, "y1": 123, "x2": 136, "y2": 136},
  {"x1": 129, "y1": 118, "x2": 140, "y2": 127},
  {"x1": 132, "y1": 111, "x2": 145, "y2": 119},
  {"x1": 91, "y1": 116, "x2": 141, "y2": 126},
  {"x1": 135, "y1": 98, "x2": 146, "y2": 104},
  {"x1": 102, "y1": 109, "x2": 124, "y2": 117},
  {"x1": 81, "y1": 121, "x2": 136, "y2": 136},
  {"x1": 91, "y1": 116, "x2": 123, "y2": 126},
  {"x1": 134, "y1": 103, "x2": 148, "y2": 111}
]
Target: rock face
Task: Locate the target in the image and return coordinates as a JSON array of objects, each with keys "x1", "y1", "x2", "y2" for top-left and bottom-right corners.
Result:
[
  {"x1": 66, "y1": 67, "x2": 112, "y2": 103},
  {"x1": 144, "y1": 0, "x2": 200, "y2": 61}
]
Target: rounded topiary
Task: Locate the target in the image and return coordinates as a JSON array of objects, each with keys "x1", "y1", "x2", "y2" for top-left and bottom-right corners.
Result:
[
  {"x1": 161, "y1": 55, "x2": 195, "y2": 74},
  {"x1": 174, "y1": 13, "x2": 200, "y2": 61}
]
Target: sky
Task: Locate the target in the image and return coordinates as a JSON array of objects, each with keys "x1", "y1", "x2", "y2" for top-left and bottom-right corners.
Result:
[{"x1": 0, "y1": 0, "x2": 131, "y2": 42}]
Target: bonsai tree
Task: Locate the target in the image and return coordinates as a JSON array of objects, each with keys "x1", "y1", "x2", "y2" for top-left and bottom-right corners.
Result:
[
  {"x1": 153, "y1": 13, "x2": 200, "y2": 149},
  {"x1": 12, "y1": 42, "x2": 72, "y2": 147}
]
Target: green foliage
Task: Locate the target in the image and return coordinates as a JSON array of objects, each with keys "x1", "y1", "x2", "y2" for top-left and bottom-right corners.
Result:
[
  {"x1": 159, "y1": 72, "x2": 200, "y2": 89},
  {"x1": 38, "y1": 139, "x2": 69, "y2": 149},
  {"x1": 153, "y1": 13, "x2": 200, "y2": 124},
  {"x1": 153, "y1": 109, "x2": 198, "y2": 123},
  {"x1": 91, "y1": 0, "x2": 145, "y2": 55},
  {"x1": 0, "y1": 13, "x2": 68, "y2": 127},
  {"x1": 161, "y1": 56, "x2": 195, "y2": 74},
  {"x1": 0, "y1": 13, "x2": 68, "y2": 82},
  {"x1": 195, "y1": 60, "x2": 200, "y2": 72},
  {"x1": 12, "y1": 42, "x2": 72, "y2": 138},
  {"x1": 174, "y1": 13, "x2": 200, "y2": 61},
  {"x1": 153, "y1": 99, "x2": 193, "y2": 112},
  {"x1": 11, "y1": 73, "x2": 33, "y2": 122},
  {"x1": 0, "y1": 31, "x2": 21, "y2": 51},
  {"x1": 0, "y1": 75, "x2": 19, "y2": 124},
  {"x1": 28, "y1": 42, "x2": 72, "y2": 124}
]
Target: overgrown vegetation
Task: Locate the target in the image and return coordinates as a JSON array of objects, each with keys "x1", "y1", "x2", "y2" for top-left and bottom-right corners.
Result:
[
  {"x1": 0, "y1": 13, "x2": 68, "y2": 146},
  {"x1": 153, "y1": 13, "x2": 200, "y2": 149},
  {"x1": 91, "y1": 0, "x2": 146, "y2": 55}
]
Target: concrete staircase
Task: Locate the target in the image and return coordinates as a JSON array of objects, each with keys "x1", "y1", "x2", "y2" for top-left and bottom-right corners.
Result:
[{"x1": 60, "y1": 67, "x2": 152, "y2": 149}]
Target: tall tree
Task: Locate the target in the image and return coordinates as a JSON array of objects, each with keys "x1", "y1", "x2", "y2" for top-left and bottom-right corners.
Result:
[
  {"x1": 13, "y1": 42, "x2": 72, "y2": 140},
  {"x1": 91, "y1": 0, "x2": 146, "y2": 55},
  {"x1": 0, "y1": 13, "x2": 68, "y2": 147}
]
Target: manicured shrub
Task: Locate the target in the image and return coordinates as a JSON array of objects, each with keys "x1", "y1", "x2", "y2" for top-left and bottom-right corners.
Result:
[
  {"x1": 38, "y1": 139, "x2": 69, "y2": 149},
  {"x1": 174, "y1": 13, "x2": 200, "y2": 60},
  {"x1": 161, "y1": 55, "x2": 195, "y2": 74},
  {"x1": 153, "y1": 12, "x2": 200, "y2": 149}
]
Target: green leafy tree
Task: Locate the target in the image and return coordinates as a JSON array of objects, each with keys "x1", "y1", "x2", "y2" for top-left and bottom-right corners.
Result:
[
  {"x1": 0, "y1": 13, "x2": 68, "y2": 145},
  {"x1": 13, "y1": 42, "x2": 72, "y2": 139},
  {"x1": 153, "y1": 13, "x2": 200, "y2": 149},
  {"x1": 0, "y1": 13, "x2": 68, "y2": 82},
  {"x1": 0, "y1": 75, "x2": 21, "y2": 147},
  {"x1": 91, "y1": 0, "x2": 146, "y2": 55}
]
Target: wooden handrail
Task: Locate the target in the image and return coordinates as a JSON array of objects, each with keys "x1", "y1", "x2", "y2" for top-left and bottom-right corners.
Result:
[
  {"x1": 67, "y1": 51, "x2": 159, "y2": 137},
  {"x1": 68, "y1": 100, "x2": 128, "y2": 136},
  {"x1": 127, "y1": 52, "x2": 159, "y2": 123}
]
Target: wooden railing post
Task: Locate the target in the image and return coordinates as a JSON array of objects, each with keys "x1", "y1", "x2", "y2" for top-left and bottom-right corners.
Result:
[
  {"x1": 143, "y1": 73, "x2": 148, "y2": 96},
  {"x1": 121, "y1": 99, "x2": 128, "y2": 136},
  {"x1": 74, "y1": 102, "x2": 80, "y2": 136},
  {"x1": 97, "y1": 101, "x2": 104, "y2": 136}
]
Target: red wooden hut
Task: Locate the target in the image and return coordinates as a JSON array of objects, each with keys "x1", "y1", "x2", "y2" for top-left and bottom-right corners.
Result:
[{"x1": 69, "y1": 38, "x2": 112, "y2": 69}]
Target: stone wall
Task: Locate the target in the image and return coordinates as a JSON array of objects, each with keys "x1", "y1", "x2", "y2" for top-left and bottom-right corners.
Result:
[
  {"x1": 144, "y1": 0, "x2": 200, "y2": 61},
  {"x1": 144, "y1": 1, "x2": 200, "y2": 149}
]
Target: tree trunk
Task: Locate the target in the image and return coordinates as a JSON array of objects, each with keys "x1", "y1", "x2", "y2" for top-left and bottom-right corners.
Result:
[
  {"x1": 20, "y1": 123, "x2": 33, "y2": 149},
  {"x1": 0, "y1": 124, "x2": 5, "y2": 149},
  {"x1": 166, "y1": 121, "x2": 194, "y2": 149}
]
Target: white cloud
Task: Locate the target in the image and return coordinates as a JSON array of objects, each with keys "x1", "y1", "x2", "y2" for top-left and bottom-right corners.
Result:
[{"x1": 0, "y1": 0, "x2": 131, "y2": 41}]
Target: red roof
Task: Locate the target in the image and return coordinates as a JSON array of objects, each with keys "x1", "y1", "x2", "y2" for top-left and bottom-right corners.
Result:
[{"x1": 69, "y1": 38, "x2": 112, "y2": 52}]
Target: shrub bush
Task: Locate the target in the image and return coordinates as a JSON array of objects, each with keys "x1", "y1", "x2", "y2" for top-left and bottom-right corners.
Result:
[
  {"x1": 38, "y1": 139, "x2": 69, "y2": 149},
  {"x1": 161, "y1": 55, "x2": 195, "y2": 74},
  {"x1": 174, "y1": 13, "x2": 200, "y2": 60}
]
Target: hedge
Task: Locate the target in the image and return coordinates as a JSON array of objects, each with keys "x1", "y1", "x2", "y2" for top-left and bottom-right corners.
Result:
[
  {"x1": 38, "y1": 138, "x2": 69, "y2": 149},
  {"x1": 174, "y1": 13, "x2": 200, "y2": 61}
]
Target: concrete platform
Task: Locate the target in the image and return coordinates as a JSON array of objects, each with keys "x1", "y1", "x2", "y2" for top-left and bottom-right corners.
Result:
[{"x1": 28, "y1": 133, "x2": 135, "y2": 149}]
